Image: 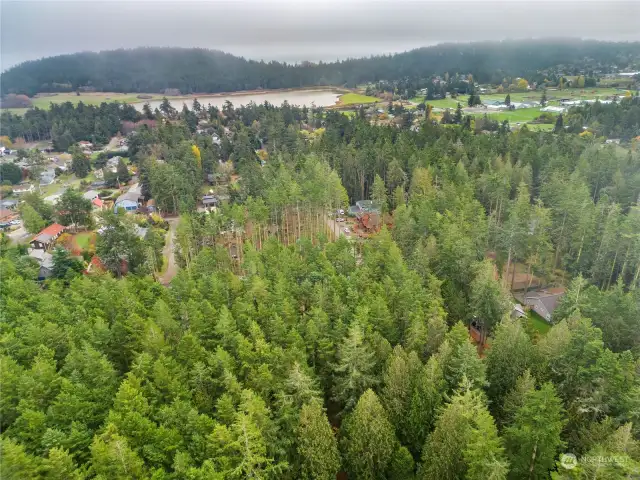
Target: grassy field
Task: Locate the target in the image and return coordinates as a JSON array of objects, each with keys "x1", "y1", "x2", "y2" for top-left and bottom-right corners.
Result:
[
  {"x1": 527, "y1": 311, "x2": 551, "y2": 334},
  {"x1": 74, "y1": 232, "x2": 94, "y2": 250},
  {"x1": 412, "y1": 87, "x2": 629, "y2": 109},
  {"x1": 337, "y1": 93, "x2": 379, "y2": 105},
  {"x1": 483, "y1": 107, "x2": 543, "y2": 123},
  {"x1": 526, "y1": 123, "x2": 555, "y2": 132}
]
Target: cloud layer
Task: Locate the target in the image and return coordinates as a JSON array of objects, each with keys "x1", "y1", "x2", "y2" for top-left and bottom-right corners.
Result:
[{"x1": 2, "y1": 0, "x2": 639, "y2": 70}]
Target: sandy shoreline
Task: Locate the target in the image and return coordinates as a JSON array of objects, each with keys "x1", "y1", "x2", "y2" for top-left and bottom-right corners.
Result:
[{"x1": 131, "y1": 86, "x2": 350, "y2": 103}]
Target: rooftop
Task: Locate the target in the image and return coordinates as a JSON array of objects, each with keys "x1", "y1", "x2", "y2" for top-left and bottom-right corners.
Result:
[{"x1": 32, "y1": 223, "x2": 65, "y2": 243}]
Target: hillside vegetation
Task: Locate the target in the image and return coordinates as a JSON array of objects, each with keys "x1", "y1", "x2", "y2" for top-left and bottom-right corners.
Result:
[{"x1": 2, "y1": 39, "x2": 640, "y2": 96}]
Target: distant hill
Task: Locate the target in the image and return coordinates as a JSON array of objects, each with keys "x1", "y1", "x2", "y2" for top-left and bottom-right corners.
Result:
[{"x1": 2, "y1": 39, "x2": 640, "y2": 96}]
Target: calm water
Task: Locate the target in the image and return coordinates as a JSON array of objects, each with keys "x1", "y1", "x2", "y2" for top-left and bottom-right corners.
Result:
[{"x1": 135, "y1": 89, "x2": 341, "y2": 111}]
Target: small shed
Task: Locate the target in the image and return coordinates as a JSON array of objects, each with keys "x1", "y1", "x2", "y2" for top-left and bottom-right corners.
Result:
[{"x1": 202, "y1": 195, "x2": 219, "y2": 209}]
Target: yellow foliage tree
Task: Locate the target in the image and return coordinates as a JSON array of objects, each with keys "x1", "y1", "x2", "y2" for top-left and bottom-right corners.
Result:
[
  {"x1": 0, "y1": 136, "x2": 13, "y2": 148},
  {"x1": 517, "y1": 78, "x2": 529, "y2": 90},
  {"x1": 191, "y1": 144, "x2": 201, "y2": 169}
]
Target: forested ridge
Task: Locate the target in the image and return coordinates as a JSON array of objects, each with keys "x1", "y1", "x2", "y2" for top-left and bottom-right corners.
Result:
[
  {"x1": 2, "y1": 97, "x2": 640, "y2": 479},
  {"x1": 3, "y1": 39, "x2": 640, "y2": 96}
]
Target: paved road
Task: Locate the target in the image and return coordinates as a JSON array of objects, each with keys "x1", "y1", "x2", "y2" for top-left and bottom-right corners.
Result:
[{"x1": 159, "y1": 217, "x2": 179, "y2": 285}]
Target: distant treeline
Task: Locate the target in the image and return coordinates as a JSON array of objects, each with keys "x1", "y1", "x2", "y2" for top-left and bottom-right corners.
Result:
[
  {"x1": 0, "y1": 102, "x2": 140, "y2": 148},
  {"x1": 2, "y1": 39, "x2": 640, "y2": 96}
]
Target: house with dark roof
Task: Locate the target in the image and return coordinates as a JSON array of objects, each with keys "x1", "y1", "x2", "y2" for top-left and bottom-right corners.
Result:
[
  {"x1": 28, "y1": 249, "x2": 54, "y2": 279},
  {"x1": 30, "y1": 223, "x2": 66, "y2": 250},
  {"x1": 523, "y1": 287, "x2": 566, "y2": 322}
]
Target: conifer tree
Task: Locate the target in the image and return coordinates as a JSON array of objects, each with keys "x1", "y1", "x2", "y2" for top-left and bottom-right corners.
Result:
[
  {"x1": 485, "y1": 319, "x2": 535, "y2": 421},
  {"x1": 340, "y1": 389, "x2": 398, "y2": 480},
  {"x1": 418, "y1": 383, "x2": 507, "y2": 480},
  {"x1": 296, "y1": 402, "x2": 340, "y2": 480},
  {"x1": 332, "y1": 322, "x2": 378, "y2": 413},
  {"x1": 504, "y1": 382, "x2": 566, "y2": 479},
  {"x1": 454, "y1": 103, "x2": 463, "y2": 124}
]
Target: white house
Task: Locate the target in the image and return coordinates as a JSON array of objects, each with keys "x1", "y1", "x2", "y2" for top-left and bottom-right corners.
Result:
[{"x1": 13, "y1": 183, "x2": 35, "y2": 195}]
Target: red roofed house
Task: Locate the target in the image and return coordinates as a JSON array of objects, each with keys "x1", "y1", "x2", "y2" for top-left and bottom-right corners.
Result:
[
  {"x1": 0, "y1": 208, "x2": 17, "y2": 222},
  {"x1": 30, "y1": 223, "x2": 66, "y2": 250},
  {"x1": 92, "y1": 197, "x2": 105, "y2": 210}
]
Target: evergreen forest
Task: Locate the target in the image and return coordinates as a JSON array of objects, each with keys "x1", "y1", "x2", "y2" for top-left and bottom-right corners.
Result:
[{"x1": 2, "y1": 94, "x2": 640, "y2": 479}]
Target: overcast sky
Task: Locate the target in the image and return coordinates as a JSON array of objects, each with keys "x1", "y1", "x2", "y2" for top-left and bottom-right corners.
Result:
[{"x1": 2, "y1": 0, "x2": 640, "y2": 71}]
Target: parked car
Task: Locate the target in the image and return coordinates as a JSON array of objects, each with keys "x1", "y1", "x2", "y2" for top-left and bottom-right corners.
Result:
[
  {"x1": 9, "y1": 220, "x2": 21, "y2": 226},
  {"x1": 338, "y1": 209, "x2": 345, "y2": 215},
  {"x1": 344, "y1": 227, "x2": 351, "y2": 234},
  {"x1": 336, "y1": 217, "x2": 345, "y2": 222}
]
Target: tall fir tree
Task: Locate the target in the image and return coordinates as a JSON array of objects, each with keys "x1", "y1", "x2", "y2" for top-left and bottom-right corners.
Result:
[{"x1": 340, "y1": 389, "x2": 398, "y2": 480}]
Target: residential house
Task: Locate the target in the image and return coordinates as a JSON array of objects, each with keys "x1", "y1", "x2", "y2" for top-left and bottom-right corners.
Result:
[
  {"x1": 540, "y1": 106, "x2": 566, "y2": 113},
  {"x1": 30, "y1": 223, "x2": 66, "y2": 250},
  {"x1": 78, "y1": 141, "x2": 93, "y2": 149},
  {"x1": 202, "y1": 195, "x2": 219, "y2": 211},
  {"x1": 511, "y1": 303, "x2": 527, "y2": 319},
  {"x1": 0, "y1": 199, "x2": 18, "y2": 210},
  {"x1": 92, "y1": 198, "x2": 105, "y2": 210},
  {"x1": 13, "y1": 183, "x2": 35, "y2": 195},
  {"x1": 605, "y1": 138, "x2": 621, "y2": 145},
  {"x1": 91, "y1": 181, "x2": 107, "y2": 189},
  {"x1": 28, "y1": 249, "x2": 55, "y2": 279},
  {"x1": 83, "y1": 190, "x2": 100, "y2": 202},
  {"x1": 40, "y1": 168, "x2": 56, "y2": 186},
  {"x1": 114, "y1": 184, "x2": 142, "y2": 213},
  {"x1": 106, "y1": 156, "x2": 121, "y2": 173},
  {"x1": 523, "y1": 288, "x2": 566, "y2": 322},
  {"x1": 44, "y1": 193, "x2": 63, "y2": 204},
  {"x1": 0, "y1": 208, "x2": 17, "y2": 223}
]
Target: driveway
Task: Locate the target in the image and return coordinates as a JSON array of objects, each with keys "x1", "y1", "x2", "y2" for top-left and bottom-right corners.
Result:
[
  {"x1": 158, "y1": 217, "x2": 179, "y2": 285},
  {"x1": 326, "y1": 216, "x2": 349, "y2": 240},
  {"x1": 7, "y1": 226, "x2": 30, "y2": 244}
]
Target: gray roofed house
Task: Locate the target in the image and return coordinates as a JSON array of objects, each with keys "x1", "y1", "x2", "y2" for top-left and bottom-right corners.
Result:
[
  {"x1": 133, "y1": 225, "x2": 148, "y2": 239},
  {"x1": 40, "y1": 168, "x2": 56, "y2": 186},
  {"x1": 202, "y1": 195, "x2": 219, "y2": 206},
  {"x1": 83, "y1": 190, "x2": 100, "y2": 201},
  {"x1": 0, "y1": 199, "x2": 18, "y2": 210},
  {"x1": 28, "y1": 249, "x2": 54, "y2": 279},
  {"x1": 114, "y1": 183, "x2": 142, "y2": 213},
  {"x1": 523, "y1": 288, "x2": 566, "y2": 322}
]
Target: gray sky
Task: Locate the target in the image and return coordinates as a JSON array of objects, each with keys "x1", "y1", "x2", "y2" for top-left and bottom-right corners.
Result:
[{"x1": 2, "y1": 0, "x2": 640, "y2": 71}]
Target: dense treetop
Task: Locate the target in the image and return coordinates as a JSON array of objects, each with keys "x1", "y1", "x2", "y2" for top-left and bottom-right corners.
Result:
[
  {"x1": 2, "y1": 92, "x2": 640, "y2": 478},
  {"x1": 2, "y1": 39, "x2": 640, "y2": 95}
]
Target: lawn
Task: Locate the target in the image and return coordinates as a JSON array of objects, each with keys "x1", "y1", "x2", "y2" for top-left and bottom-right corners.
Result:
[
  {"x1": 74, "y1": 232, "x2": 94, "y2": 250},
  {"x1": 337, "y1": 93, "x2": 379, "y2": 105},
  {"x1": 527, "y1": 311, "x2": 551, "y2": 335},
  {"x1": 482, "y1": 107, "x2": 543, "y2": 123},
  {"x1": 526, "y1": 123, "x2": 555, "y2": 132}
]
